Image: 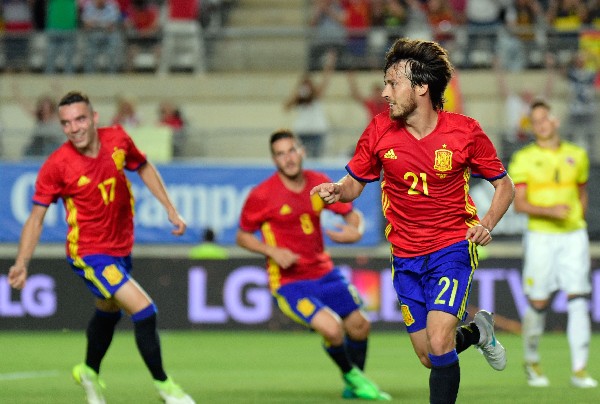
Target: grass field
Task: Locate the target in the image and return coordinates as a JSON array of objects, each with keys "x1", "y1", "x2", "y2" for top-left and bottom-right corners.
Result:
[{"x1": 0, "y1": 330, "x2": 598, "y2": 403}]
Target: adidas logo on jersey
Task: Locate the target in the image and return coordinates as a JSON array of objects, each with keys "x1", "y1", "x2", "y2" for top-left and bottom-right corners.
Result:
[{"x1": 384, "y1": 149, "x2": 397, "y2": 159}]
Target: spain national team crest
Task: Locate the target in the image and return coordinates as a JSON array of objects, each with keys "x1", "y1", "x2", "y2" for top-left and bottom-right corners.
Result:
[
  {"x1": 400, "y1": 304, "x2": 415, "y2": 326},
  {"x1": 112, "y1": 147, "x2": 126, "y2": 171},
  {"x1": 434, "y1": 144, "x2": 452, "y2": 172}
]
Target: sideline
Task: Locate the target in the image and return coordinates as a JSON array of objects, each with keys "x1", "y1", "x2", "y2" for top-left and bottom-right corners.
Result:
[{"x1": 0, "y1": 370, "x2": 60, "y2": 381}]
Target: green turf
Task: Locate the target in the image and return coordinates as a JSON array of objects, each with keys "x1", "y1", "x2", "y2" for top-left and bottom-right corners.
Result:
[{"x1": 0, "y1": 330, "x2": 598, "y2": 403}]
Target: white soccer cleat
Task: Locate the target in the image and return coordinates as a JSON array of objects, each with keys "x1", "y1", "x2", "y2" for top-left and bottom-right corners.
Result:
[
  {"x1": 154, "y1": 377, "x2": 196, "y2": 404},
  {"x1": 72, "y1": 363, "x2": 107, "y2": 404},
  {"x1": 474, "y1": 310, "x2": 507, "y2": 371},
  {"x1": 571, "y1": 370, "x2": 598, "y2": 388},
  {"x1": 524, "y1": 362, "x2": 550, "y2": 387}
]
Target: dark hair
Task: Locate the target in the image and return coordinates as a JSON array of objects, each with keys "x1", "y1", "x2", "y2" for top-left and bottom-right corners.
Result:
[
  {"x1": 530, "y1": 98, "x2": 551, "y2": 112},
  {"x1": 384, "y1": 38, "x2": 453, "y2": 111},
  {"x1": 269, "y1": 129, "x2": 300, "y2": 154},
  {"x1": 58, "y1": 91, "x2": 92, "y2": 108},
  {"x1": 203, "y1": 228, "x2": 216, "y2": 242}
]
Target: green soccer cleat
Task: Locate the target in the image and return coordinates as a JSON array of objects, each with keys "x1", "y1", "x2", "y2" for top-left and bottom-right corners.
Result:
[
  {"x1": 72, "y1": 363, "x2": 106, "y2": 404},
  {"x1": 342, "y1": 367, "x2": 391, "y2": 401},
  {"x1": 154, "y1": 377, "x2": 196, "y2": 404}
]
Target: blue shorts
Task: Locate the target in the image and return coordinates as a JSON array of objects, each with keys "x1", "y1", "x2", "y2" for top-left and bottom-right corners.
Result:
[
  {"x1": 68, "y1": 255, "x2": 133, "y2": 299},
  {"x1": 274, "y1": 268, "x2": 363, "y2": 327},
  {"x1": 392, "y1": 240, "x2": 477, "y2": 333}
]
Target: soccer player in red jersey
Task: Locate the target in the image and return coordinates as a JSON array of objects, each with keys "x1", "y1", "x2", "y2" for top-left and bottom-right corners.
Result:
[
  {"x1": 311, "y1": 38, "x2": 515, "y2": 403},
  {"x1": 7, "y1": 92, "x2": 194, "y2": 404},
  {"x1": 236, "y1": 129, "x2": 390, "y2": 400}
]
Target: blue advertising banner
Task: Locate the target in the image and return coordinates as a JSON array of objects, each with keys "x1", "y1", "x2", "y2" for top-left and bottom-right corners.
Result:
[{"x1": 0, "y1": 162, "x2": 383, "y2": 246}]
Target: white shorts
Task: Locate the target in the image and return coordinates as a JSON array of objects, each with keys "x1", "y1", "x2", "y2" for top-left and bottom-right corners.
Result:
[{"x1": 522, "y1": 229, "x2": 591, "y2": 300}]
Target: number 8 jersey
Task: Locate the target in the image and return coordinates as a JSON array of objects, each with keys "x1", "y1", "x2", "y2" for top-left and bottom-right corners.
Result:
[
  {"x1": 346, "y1": 111, "x2": 507, "y2": 258},
  {"x1": 33, "y1": 126, "x2": 147, "y2": 258},
  {"x1": 239, "y1": 170, "x2": 353, "y2": 291}
]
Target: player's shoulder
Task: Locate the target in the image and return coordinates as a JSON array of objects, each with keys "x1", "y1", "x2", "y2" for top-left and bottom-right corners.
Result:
[
  {"x1": 441, "y1": 111, "x2": 480, "y2": 131},
  {"x1": 98, "y1": 125, "x2": 131, "y2": 142},
  {"x1": 303, "y1": 170, "x2": 330, "y2": 184}
]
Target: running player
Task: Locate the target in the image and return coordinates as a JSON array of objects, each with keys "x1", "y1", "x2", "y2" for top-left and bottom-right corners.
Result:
[
  {"x1": 237, "y1": 129, "x2": 390, "y2": 400},
  {"x1": 7, "y1": 91, "x2": 194, "y2": 404},
  {"x1": 311, "y1": 38, "x2": 515, "y2": 403}
]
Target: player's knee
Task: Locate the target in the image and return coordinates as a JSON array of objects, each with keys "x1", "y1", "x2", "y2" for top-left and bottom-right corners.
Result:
[
  {"x1": 320, "y1": 323, "x2": 345, "y2": 346},
  {"x1": 345, "y1": 315, "x2": 371, "y2": 340},
  {"x1": 417, "y1": 352, "x2": 432, "y2": 369}
]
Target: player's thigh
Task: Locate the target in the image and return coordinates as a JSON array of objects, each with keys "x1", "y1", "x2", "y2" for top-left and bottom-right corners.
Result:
[
  {"x1": 523, "y1": 232, "x2": 559, "y2": 299},
  {"x1": 273, "y1": 280, "x2": 326, "y2": 327},
  {"x1": 310, "y1": 307, "x2": 345, "y2": 344},
  {"x1": 113, "y1": 278, "x2": 153, "y2": 315},
  {"x1": 408, "y1": 328, "x2": 431, "y2": 368},
  {"x1": 557, "y1": 229, "x2": 592, "y2": 295},
  {"x1": 426, "y1": 310, "x2": 460, "y2": 355}
]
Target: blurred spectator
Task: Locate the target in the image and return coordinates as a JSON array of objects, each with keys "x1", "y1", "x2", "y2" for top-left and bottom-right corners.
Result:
[
  {"x1": 31, "y1": 0, "x2": 44, "y2": 29},
  {"x1": 158, "y1": 0, "x2": 204, "y2": 74},
  {"x1": 123, "y1": 0, "x2": 161, "y2": 72},
  {"x1": 81, "y1": 0, "x2": 123, "y2": 73},
  {"x1": 342, "y1": 0, "x2": 370, "y2": 69},
  {"x1": 158, "y1": 100, "x2": 187, "y2": 157},
  {"x1": 561, "y1": 50, "x2": 599, "y2": 160},
  {"x1": 12, "y1": 84, "x2": 63, "y2": 157},
  {"x1": 188, "y1": 228, "x2": 229, "y2": 260},
  {"x1": 367, "y1": 0, "x2": 406, "y2": 67},
  {"x1": 111, "y1": 95, "x2": 141, "y2": 128},
  {"x1": 284, "y1": 51, "x2": 336, "y2": 158},
  {"x1": 346, "y1": 71, "x2": 387, "y2": 121},
  {"x1": 588, "y1": 0, "x2": 600, "y2": 27},
  {"x1": 498, "y1": 0, "x2": 546, "y2": 71},
  {"x1": 1, "y1": 0, "x2": 34, "y2": 73},
  {"x1": 494, "y1": 54, "x2": 555, "y2": 156},
  {"x1": 308, "y1": 0, "x2": 346, "y2": 71},
  {"x1": 463, "y1": 0, "x2": 511, "y2": 67},
  {"x1": 546, "y1": 0, "x2": 588, "y2": 60},
  {"x1": 44, "y1": 0, "x2": 78, "y2": 74},
  {"x1": 425, "y1": 0, "x2": 461, "y2": 53},
  {"x1": 403, "y1": 0, "x2": 434, "y2": 40}
]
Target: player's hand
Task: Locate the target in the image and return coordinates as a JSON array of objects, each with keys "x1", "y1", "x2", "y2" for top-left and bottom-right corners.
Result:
[
  {"x1": 8, "y1": 264, "x2": 28, "y2": 290},
  {"x1": 269, "y1": 247, "x2": 300, "y2": 269},
  {"x1": 168, "y1": 210, "x2": 187, "y2": 236},
  {"x1": 466, "y1": 224, "x2": 492, "y2": 246},
  {"x1": 310, "y1": 182, "x2": 341, "y2": 204},
  {"x1": 548, "y1": 204, "x2": 570, "y2": 220},
  {"x1": 326, "y1": 224, "x2": 362, "y2": 244}
]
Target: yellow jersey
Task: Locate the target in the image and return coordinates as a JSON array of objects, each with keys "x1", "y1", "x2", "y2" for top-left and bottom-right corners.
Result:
[{"x1": 508, "y1": 141, "x2": 589, "y2": 233}]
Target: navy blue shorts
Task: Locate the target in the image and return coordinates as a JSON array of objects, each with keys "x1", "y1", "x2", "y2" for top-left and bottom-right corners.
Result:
[
  {"x1": 274, "y1": 268, "x2": 363, "y2": 327},
  {"x1": 68, "y1": 255, "x2": 132, "y2": 299},
  {"x1": 392, "y1": 240, "x2": 478, "y2": 333}
]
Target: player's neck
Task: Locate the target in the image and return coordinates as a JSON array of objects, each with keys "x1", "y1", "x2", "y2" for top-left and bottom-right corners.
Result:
[
  {"x1": 535, "y1": 134, "x2": 561, "y2": 150},
  {"x1": 278, "y1": 171, "x2": 306, "y2": 192},
  {"x1": 405, "y1": 108, "x2": 438, "y2": 140}
]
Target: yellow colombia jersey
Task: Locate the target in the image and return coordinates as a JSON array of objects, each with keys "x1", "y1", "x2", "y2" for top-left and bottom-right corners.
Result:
[{"x1": 508, "y1": 141, "x2": 589, "y2": 233}]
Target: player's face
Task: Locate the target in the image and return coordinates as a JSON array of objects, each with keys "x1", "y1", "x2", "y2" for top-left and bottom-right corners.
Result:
[
  {"x1": 382, "y1": 60, "x2": 418, "y2": 121},
  {"x1": 530, "y1": 106, "x2": 558, "y2": 141},
  {"x1": 272, "y1": 137, "x2": 304, "y2": 179},
  {"x1": 58, "y1": 101, "x2": 99, "y2": 154}
]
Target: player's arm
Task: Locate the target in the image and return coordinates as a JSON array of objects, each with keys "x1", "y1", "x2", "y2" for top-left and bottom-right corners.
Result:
[
  {"x1": 236, "y1": 229, "x2": 299, "y2": 269},
  {"x1": 513, "y1": 184, "x2": 570, "y2": 220},
  {"x1": 137, "y1": 162, "x2": 186, "y2": 236},
  {"x1": 326, "y1": 209, "x2": 364, "y2": 244},
  {"x1": 8, "y1": 204, "x2": 49, "y2": 290},
  {"x1": 467, "y1": 174, "x2": 515, "y2": 245},
  {"x1": 310, "y1": 174, "x2": 366, "y2": 204},
  {"x1": 578, "y1": 183, "x2": 588, "y2": 217}
]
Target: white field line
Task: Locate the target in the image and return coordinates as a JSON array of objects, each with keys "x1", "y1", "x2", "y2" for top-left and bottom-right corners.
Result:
[{"x1": 0, "y1": 370, "x2": 60, "y2": 381}]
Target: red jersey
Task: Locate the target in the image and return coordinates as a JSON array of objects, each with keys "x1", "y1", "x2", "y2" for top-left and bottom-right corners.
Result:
[
  {"x1": 347, "y1": 111, "x2": 506, "y2": 257},
  {"x1": 239, "y1": 170, "x2": 353, "y2": 291},
  {"x1": 33, "y1": 126, "x2": 147, "y2": 258}
]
